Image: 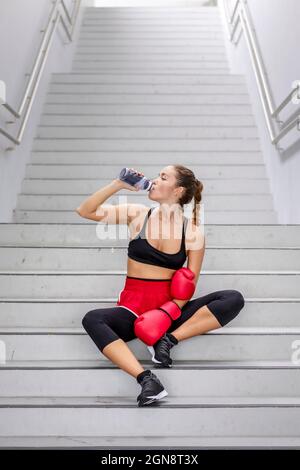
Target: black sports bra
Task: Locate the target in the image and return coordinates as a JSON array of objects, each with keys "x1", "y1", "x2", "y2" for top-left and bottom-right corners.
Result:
[{"x1": 128, "y1": 207, "x2": 188, "y2": 269}]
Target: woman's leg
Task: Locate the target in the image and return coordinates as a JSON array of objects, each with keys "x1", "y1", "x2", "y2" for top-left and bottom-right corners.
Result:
[
  {"x1": 168, "y1": 289, "x2": 245, "y2": 342},
  {"x1": 82, "y1": 306, "x2": 144, "y2": 379}
]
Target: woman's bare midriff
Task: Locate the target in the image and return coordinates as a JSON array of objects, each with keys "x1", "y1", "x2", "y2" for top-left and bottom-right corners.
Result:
[
  {"x1": 127, "y1": 258, "x2": 177, "y2": 280},
  {"x1": 126, "y1": 207, "x2": 187, "y2": 280}
]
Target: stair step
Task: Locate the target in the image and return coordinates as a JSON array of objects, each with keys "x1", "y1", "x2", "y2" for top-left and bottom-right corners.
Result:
[
  {"x1": 46, "y1": 93, "x2": 250, "y2": 105},
  {"x1": 13, "y1": 210, "x2": 278, "y2": 224},
  {"x1": 2, "y1": 271, "x2": 295, "y2": 298},
  {"x1": 48, "y1": 83, "x2": 247, "y2": 93},
  {"x1": 81, "y1": 11, "x2": 222, "y2": 20},
  {"x1": 32, "y1": 138, "x2": 260, "y2": 152},
  {"x1": 78, "y1": 31, "x2": 224, "y2": 37},
  {"x1": 0, "y1": 247, "x2": 298, "y2": 271},
  {"x1": 80, "y1": 26, "x2": 224, "y2": 33},
  {"x1": 73, "y1": 52, "x2": 227, "y2": 60},
  {"x1": 1, "y1": 362, "x2": 299, "y2": 396},
  {"x1": 50, "y1": 72, "x2": 247, "y2": 84},
  {"x1": 82, "y1": 16, "x2": 222, "y2": 21},
  {"x1": 22, "y1": 178, "x2": 269, "y2": 193},
  {"x1": 73, "y1": 55, "x2": 228, "y2": 63},
  {"x1": 1, "y1": 359, "x2": 298, "y2": 370},
  {"x1": 25, "y1": 163, "x2": 267, "y2": 178},
  {"x1": 72, "y1": 65, "x2": 230, "y2": 72},
  {"x1": 77, "y1": 39, "x2": 226, "y2": 47},
  {"x1": 16, "y1": 194, "x2": 274, "y2": 211},
  {"x1": 0, "y1": 435, "x2": 299, "y2": 449},
  {"x1": 1, "y1": 406, "x2": 300, "y2": 437},
  {"x1": 81, "y1": 13, "x2": 222, "y2": 20},
  {"x1": 81, "y1": 21, "x2": 222, "y2": 27},
  {"x1": 75, "y1": 45, "x2": 227, "y2": 54},
  {"x1": 1, "y1": 330, "x2": 299, "y2": 361},
  {"x1": 1, "y1": 300, "x2": 299, "y2": 328},
  {"x1": 83, "y1": 7, "x2": 222, "y2": 15},
  {"x1": 43, "y1": 103, "x2": 254, "y2": 114},
  {"x1": 79, "y1": 26, "x2": 224, "y2": 33},
  {"x1": 1, "y1": 395, "x2": 300, "y2": 407},
  {"x1": 0, "y1": 224, "x2": 297, "y2": 247},
  {"x1": 36, "y1": 125, "x2": 258, "y2": 138},
  {"x1": 39, "y1": 116, "x2": 257, "y2": 126}
]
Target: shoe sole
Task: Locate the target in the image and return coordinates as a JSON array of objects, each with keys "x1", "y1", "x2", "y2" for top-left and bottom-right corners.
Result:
[
  {"x1": 138, "y1": 389, "x2": 168, "y2": 406},
  {"x1": 147, "y1": 345, "x2": 172, "y2": 368},
  {"x1": 153, "y1": 363, "x2": 172, "y2": 369}
]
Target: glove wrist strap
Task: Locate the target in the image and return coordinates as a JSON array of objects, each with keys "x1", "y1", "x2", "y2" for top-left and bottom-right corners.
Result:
[
  {"x1": 158, "y1": 300, "x2": 182, "y2": 321},
  {"x1": 158, "y1": 307, "x2": 173, "y2": 322},
  {"x1": 171, "y1": 300, "x2": 181, "y2": 310}
]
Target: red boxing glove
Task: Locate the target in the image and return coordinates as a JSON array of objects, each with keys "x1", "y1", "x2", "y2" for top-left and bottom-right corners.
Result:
[
  {"x1": 134, "y1": 300, "x2": 181, "y2": 346},
  {"x1": 170, "y1": 267, "x2": 196, "y2": 300}
]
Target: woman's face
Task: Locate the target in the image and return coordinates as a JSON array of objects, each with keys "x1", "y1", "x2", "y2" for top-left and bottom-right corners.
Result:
[{"x1": 148, "y1": 166, "x2": 183, "y2": 204}]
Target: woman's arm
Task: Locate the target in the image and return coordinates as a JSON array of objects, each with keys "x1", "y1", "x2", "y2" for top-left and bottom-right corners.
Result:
[
  {"x1": 173, "y1": 226, "x2": 205, "y2": 309},
  {"x1": 75, "y1": 171, "x2": 144, "y2": 223},
  {"x1": 75, "y1": 179, "x2": 124, "y2": 222}
]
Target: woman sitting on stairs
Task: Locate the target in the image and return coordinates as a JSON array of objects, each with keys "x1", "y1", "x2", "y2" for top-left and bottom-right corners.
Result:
[{"x1": 76, "y1": 164, "x2": 245, "y2": 407}]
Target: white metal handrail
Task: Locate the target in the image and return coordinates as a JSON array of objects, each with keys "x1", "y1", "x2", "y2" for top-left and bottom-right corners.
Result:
[
  {"x1": 222, "y1": 0, "x2": 300, "y2": 148},
  {"x1": 0, "y1": 0, "x2": 81, "y2": 149}
]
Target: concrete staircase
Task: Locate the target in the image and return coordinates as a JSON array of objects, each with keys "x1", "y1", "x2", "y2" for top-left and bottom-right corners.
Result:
[{"x1": 0, "y1": 5, "x2": 300, "y2": 448}]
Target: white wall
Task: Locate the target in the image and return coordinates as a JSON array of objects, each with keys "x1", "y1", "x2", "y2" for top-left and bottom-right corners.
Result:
[
  {"x1": 0, "y1": 0, "x2": 93, "y2": 222},
  {"x1": 219, "y1": 0, "x2": 300, "y2": 223}
]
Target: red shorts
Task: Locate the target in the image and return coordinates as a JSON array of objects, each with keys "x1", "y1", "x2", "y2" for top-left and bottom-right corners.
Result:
[{"x1": 116, "y1": 276, "x2": 173, "y2": 317}]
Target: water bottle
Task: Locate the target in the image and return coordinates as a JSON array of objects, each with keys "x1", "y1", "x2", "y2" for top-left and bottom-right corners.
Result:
[{"x1": 118, "y1": 167, "x2": 153, "y2": 191}]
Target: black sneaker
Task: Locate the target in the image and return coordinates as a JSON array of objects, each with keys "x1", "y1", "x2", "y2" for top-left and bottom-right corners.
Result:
[
  {"x1": 147, "y1": 332, "x2": 178, "y2": 368},
  {"x1": 136, "y1": 371, "x2": 168, "y2": 407}
]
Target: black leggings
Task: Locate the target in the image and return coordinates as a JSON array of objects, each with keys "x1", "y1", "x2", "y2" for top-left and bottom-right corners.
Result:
[{"x1": 82, "y1": 289, "x2": 245, "y2": 353}]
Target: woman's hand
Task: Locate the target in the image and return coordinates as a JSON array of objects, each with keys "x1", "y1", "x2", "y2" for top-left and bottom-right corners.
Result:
[{"x1": 115, "y1": 168, "x2": 145, "y2": 192}]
